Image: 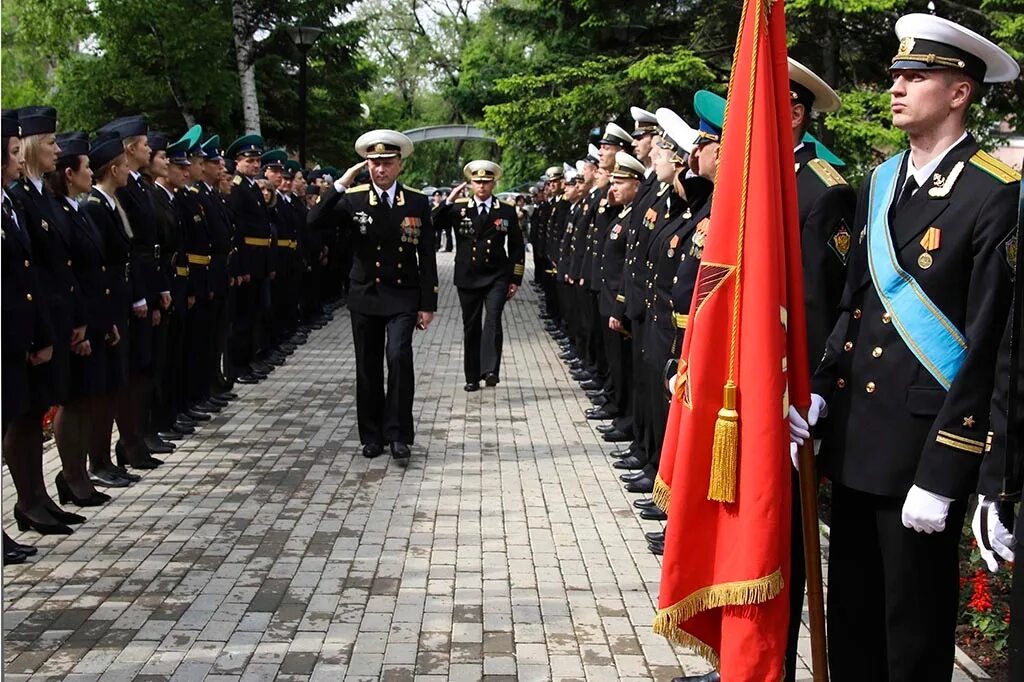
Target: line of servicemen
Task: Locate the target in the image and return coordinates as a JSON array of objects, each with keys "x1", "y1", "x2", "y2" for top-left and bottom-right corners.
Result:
[
  {"x1": 527, "y1": 15, "x2": 1023, "y2": 679},
  {"x1": 2, "y1": 108, "x2": 348, "y2": 563}
]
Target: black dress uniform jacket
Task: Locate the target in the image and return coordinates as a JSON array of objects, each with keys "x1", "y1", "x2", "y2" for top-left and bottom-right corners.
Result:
[
  {"x1": 229, "y1": 174, "x2": 273, "y2": 279},
  {"x1": 2, "y1": 197, "x2": 53, "y2": 423},
  {"x1": 813, "y1": 135, "x2": 1018, "y2": 499},
  {"x1": 84, "y1": 188, "x2": 135, "y2": 385},
  {"x1": 118, "y1": 173, "x2": 166, "y2": 303},
  {"x1": 8, "y1": 178, "x2": 84, "y2": 407},
  {"x1": 796, "y1": 144, "x2": 856, "y2": 370},
  {"x1": 598, "y1": 203, "x2": 634, "y2": 322},
  {"x1": 435, "y1": 197, "x2": 525, "y2": 289},
  {"x1": 585, "y1": 196, "x2": 616, "y2": 293},
  {"x1": 624, "y1": 183, "x2": 672, "y2": 323},
  {"x1": 569, "y1": 186, "x2": 606, "y2": 283},
  {"x1": 308, "y1": 183, "x2": 438, "y2": 316},
  {"x1": 61, "y1": 197, "x2": 117, "y2": 397},
  {"x1": 151, "y1": 183, "x2": 191, "y2": 313},
  {"x1": 195, "y1": 181, "x2": 233, "y2": 296}
]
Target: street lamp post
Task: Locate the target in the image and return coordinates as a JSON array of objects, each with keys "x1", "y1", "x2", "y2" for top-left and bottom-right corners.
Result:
[{"x1": 286, "y1": 25, "x2": 324, "y2": 168}]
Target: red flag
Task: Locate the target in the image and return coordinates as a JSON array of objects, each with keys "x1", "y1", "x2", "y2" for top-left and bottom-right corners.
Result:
[{"x1": 653, "y1": 0, "x2": 811, "y2": 678}]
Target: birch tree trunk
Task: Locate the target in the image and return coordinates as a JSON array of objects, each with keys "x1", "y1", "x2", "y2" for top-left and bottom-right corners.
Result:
[{"x1": 231, "y1": 0, "x2": 261, "y2": 135}]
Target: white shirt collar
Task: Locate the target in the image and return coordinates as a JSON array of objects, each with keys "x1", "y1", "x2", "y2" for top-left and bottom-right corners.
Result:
[
  {"x1": 28, "y1": 176, "x2": 44, "y2": 194},
  {"x1": 129, "y1": 170, "x2": 141, "y2": 181},
  {"x1": 906, "y1": 131, "x2": 968, "y2": 190},
  {"x1": 65, "y1": 196, "x2": 80, "y2": 211},
  {"x1": 203, "y1": 181, "x2": 214, "y2": 192},
  {"x1": 94, "y1": 186, "x2": 117, "y2": 211},
  {"x1": 156, "y1": 181, "x2": 175, "y2": 200},
  {"x1": 794, "y1": 142, "x2": 805, "y2": 154},
  {"x1": 475, "y1": 196, "x2": 493, "y2": 211},
  {"x1": 372, "y1": 182, "x2": 397, "y2": 204},
  {"x1": 277, "y1": 190, "x2": 291, "y2": 203}
]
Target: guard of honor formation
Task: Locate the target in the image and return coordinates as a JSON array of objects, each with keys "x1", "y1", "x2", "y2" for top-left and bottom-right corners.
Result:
[{"x1": 1, "y1": 10, "x2": 1023, "y2": 682}]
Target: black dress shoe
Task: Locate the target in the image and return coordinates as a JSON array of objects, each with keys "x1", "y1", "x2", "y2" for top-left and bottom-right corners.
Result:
[
  {"x1": 195, "y1": 401, "x2": 222, "y2": 413},
  {"x1": 158, "y1": 430, "x2": 184, "y2": 442},
  {"x1": 4, "y1": 548, "x2": 26, "y2": 565},
  {"x1": 215, "y1": 391, "x2": 239, "y2": 400},
  {"x1": 625, "y1": 476, "x2": 655, "y2": 494},
  {"x1": 185, "y1": 408, "x2": 212, "y2": 421},
  {"x1": 585, "y1": 408, "x2": 615, "y2": 420},
  {"x1": 585, "y1": 388, "x2": 609, "y2": 398},
  {"x1": 570, "y1": 370, "x2": 592, "y2": 381},
  {"x1": 172, "y1": 421, "x2": 196, "y2": 435},
  {"x1": 672, "y1": 673, "x2": 720, "y2": 682},
  {"x1": 640, "y1": 507, "x2": 668, "y2": 521},
  {"x1": 483, "y1": 373, "x2": 499, "y2": 387},
  {"x1": 252, "y1": 360, "x2": 273, "y2": 374},
  {"x1": 558, "y1": 352, "x2": 577, "y2": 362},
  {"x1": 143, "y1": 436, "x2": 175, "y2": 454},
  {"x1": 590, "y1": 395, "x2": 610, "y2": 407},
  {"x1": 390, "y1": 442, "x2": 411, "y2": 467},
  {"x1": 648, "y1": 540, "x2": 664, "y2": 556},
  {"x1": 620, "y1": 470, "x2": 646, "y2": 483},
  {"x1": 236, "y1": 373, "x2": 261, "y2": 385},
  {"x1": 206, "y1": 396, "x2": 230, "y2": 408},
  {"x1": 464, "y1": 382, "x2": 480, "y2": 392},
  {"x1": 580, "y1": 379, "x2": 603, "y2": 391},
  {"x1": 608, "y1": 449, "x2": 633, "y2": 460},
  {"x1": 602, "y1": 429, "x2": 632, "y2": 443},
  {"x1": 176, "y1": 413, "x2": 197, "y2": 425},
  {"x1": 362, "y1": 443, "x2": 383, "y2": 458},
  {"x1": 110, "y1": 464, "x2": 141, "y2": 482},
  {"x1": 4, "y1": 534, "x2": 37, "y2": 556},
  {"x1": 634, "y1": 498, "x2": 657, "y2": 510},
  {"x1": 612, "y1": 456, "x2": 647, "y2": 470},
  {"x1": 645, "y1": 530, "x2": 665, "y2": 543},
  {"x1": 596, "y1": 424, "x2": 616, "y2": 434}
]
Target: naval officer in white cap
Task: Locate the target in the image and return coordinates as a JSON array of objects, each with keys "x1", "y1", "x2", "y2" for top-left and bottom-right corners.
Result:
[
  {"x1": 308, "y1": 129, "x2": 438, "y2": 467},
  {"x1": 789, "y1": 14, "x2": 1020, "y2": 679}
]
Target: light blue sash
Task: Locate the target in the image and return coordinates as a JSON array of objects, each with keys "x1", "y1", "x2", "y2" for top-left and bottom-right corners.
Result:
[{"x1": 866, "y1": 153, "x2": 967, "y2": 390}]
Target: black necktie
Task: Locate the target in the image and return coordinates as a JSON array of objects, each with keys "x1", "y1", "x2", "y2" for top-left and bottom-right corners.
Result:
[
  {"x1": 479, "y1": 203, "x2": 489, "y2": 221},
  {"x1": 895, "y1": 176, "x2": 918, "y2": 212},
  {"x1": 380, "y1": 192, "x2": 391, "y2": 209}
]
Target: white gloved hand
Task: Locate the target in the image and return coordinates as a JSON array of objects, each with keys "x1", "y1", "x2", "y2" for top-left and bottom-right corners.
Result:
[
  {"x1": 788, "y1": 394, "x2": 826, "y2": 445},
  {"x1": 971, "y1": 495, "x2": 1016, "y2": 572},
  {"x1": 789, "y1": 440, "x2": 823, "y2": 472},
  {"x1": 901, "y1": 485, "x2": 954, "y2": 534}
]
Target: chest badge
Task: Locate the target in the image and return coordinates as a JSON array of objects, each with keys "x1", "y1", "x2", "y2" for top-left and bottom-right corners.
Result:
[
  {"x1": 928, "y1": 161, "x2": 964, "y2": 198},
  {"x1": 829, "y1": 222, "x2": 852, "y2": 265},
  {"x1": 355, "y1": 211, "x2": 373, "y2": 235},
  {"x1": 918, "y1": 227, "x2": 941, "y2": 270}
]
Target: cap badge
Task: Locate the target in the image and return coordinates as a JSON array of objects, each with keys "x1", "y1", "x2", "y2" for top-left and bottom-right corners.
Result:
[
  {"x1": 898, "y1": 36, "x2": 915, "y2": 58},
  {"x1": 373, "y1": 143, "x2": 385, "y2": 153}
]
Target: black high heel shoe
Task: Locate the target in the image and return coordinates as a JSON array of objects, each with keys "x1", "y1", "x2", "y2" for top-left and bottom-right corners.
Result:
[
  {"x1": 41, "y1": 499, "x2": 86, "y2": 525},
  {"x1": 55, "y1": 473, "x2": 109, "y2": 507},
  {"x1": 4, "y1": 532, "x2": 37, "y2": 556},
  {"x1": 13, "y1": 507, "x2": 73, "y2": 535}
]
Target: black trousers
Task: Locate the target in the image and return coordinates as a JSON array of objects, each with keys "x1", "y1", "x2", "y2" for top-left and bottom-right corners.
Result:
[
  {"x1": 785, "y1": 468, "x2": 807, "y2": 682},
  {"x1": 827, "y1": 484, "x2": 967, "y2": 682},
  {"x1": 147, "y1": 307, "x2": 170, "y2": 432},
  {"x1": 644, "y1": 352, "x2": 670, "y2": 473},
  {"x1": 630, "y1": 322, "x2": 649, "y2": 459},
  {"x1": 602, "y1": 326, "x2": 633, "y2": 435},
  {"x1": 154, "y1": 307, "x2": 186, "y2": 427},
  {"x1": 186, "y1": 298, "x2": 212, "y2": 405},
  {"x1": 458, "y1": 279, "x2": 508, "y2": 383},
  {"x1": 350, "y1": 309, "x2": 417, "y2": 445},
  {"x1": 587, "y1": 291, "x2": 606, "y2": 376},
  {"x1": 541, "y1": 275, "x2": 560, "y2": 323},
  {"x1": 558, "y1": 282, "x2": 577, "y2": 344},
  {"x1": 210, "y1": 289, "x2": 233, "y2": 390}
]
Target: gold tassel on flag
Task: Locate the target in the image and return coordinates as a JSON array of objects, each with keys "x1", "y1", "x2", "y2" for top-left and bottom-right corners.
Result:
[{"x1": 708, "y1": 381, "x2": 738, "y2": 502}]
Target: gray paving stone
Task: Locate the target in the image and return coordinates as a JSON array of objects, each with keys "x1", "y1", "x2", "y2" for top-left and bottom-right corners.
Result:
[{"x1": 1, "y1": 254, "x2": 980, "y2": 681}]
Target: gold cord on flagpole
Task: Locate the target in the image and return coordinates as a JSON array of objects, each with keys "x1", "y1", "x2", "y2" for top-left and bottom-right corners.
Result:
[{"x1": 708, "y1": 0, "x2": 762, "y2": 503}]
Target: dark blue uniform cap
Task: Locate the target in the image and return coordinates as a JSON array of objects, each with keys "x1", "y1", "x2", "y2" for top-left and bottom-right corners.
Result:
[
  {"x1": 201, "y1": 135, "x2": 221, "y2": 160},
  {"x1": 693, "y1": 90, "x2": 725, "y2": 144},
  {"x1": 56, "y1": 132, "x2": 90, "y2": 159},
  {"x1": 226, "y1": 134, "x2": 264, "y2": 159},
  {"x1": 98, "y1": 115, "x2": 148, "y2": 140},
  {"x1": 2, "y1": 110, "x2": 21, "y2": 140},
  {"x1": 89, "y1": 131, "x2": 126, "y2": 169},
  {"x1": 283, "y1": 159, "x2": 301, "y2": 179},
  {"x1": 148, "y1": 132, "x2": 169, "y2": 153},
  {"x1": 17, "y1": 106, "x2": 58, "y2": 137}
]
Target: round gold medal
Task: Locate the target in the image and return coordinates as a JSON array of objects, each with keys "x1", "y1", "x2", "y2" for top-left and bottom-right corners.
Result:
[{"x1": 918, "y1": 252, "x2": 933, "y2": 269}]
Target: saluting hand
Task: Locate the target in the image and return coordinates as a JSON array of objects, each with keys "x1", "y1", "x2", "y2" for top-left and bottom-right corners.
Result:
[
  {"x1": 339, "y1": 161, "x2": 368, "y2": 190},
  {"x1": 446, "y1": 183, "x2": 467, "y2": 205}
]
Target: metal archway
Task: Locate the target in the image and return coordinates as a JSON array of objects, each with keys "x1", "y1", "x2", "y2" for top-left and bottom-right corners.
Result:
[{"x1": 402, "y1": 124, "x2": 495, "y2": 144}]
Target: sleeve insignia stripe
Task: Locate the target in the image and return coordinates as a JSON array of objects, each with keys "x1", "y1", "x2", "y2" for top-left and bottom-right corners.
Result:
[{"x1": 936, "y1": 430, "x2": 985, "y2": 455}]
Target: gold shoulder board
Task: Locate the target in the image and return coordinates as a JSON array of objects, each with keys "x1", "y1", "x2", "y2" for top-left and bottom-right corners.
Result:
[
  {"x1": 969, "y1": 150, "x2": 1021, "y2": 184},
  {"x1": 454, "y1": 197, "x2": 470, "y2": 204},
  {"x1": 188, "y1": 186, "x2": 200, "y2": 193},
  {"x1": 807, "y1": 158, "x2": 847, "y2": 188},
  {"x1": 232, "y1": 175, "x2": 243, "y2": 186},
  {"x1": 87, "y1": 196, "x2": 101, "y2": 203},
  {"x1": 347, "y1": 184, "x2": 370, "y2": 193}
]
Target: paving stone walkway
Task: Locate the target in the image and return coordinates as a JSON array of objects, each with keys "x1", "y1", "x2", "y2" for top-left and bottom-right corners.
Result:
[{"x1": 2, "y1": 253, "x2": 974, "y2": 681}]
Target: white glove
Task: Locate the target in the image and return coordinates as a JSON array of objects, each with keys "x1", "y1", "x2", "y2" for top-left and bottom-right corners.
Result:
[
  {"x1": 971, "y1": 495, "x2": 1016, "y2": 572},
  {"x1": 790, "y1": 439, "x2": 823, "y2": 471},
  {"x1": 901, "y1": 485, "x2": 954, "y2": 534},
  {"x1": 788, "y1": 394, "x2": 826, "y2": 445}
]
